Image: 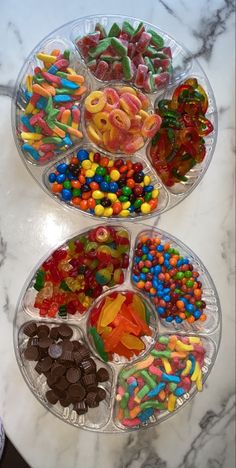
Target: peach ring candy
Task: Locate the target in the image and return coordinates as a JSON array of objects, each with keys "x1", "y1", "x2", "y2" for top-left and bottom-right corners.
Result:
[
  {"x1": 84, "y1": 91, "x2": 106, "y2": 113},
  {"x1": 141, "y1": 114, "x2": 162, "y2": 138},
  {"x1": 84, "y1": 85, "x2": 160, "y2": 154}
]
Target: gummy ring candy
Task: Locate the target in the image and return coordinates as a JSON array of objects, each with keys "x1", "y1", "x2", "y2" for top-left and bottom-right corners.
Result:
[
  {"x1": 141, "y1": 114, "x2": 162, "y2": 138},
  {"x1": 94, "y1": 226, "x2": 110, "y2": 243},
  {"x1": 120, "y1": 93, "x2": 142, "y2": 116},
  {"x1": 109, "y1": 109, "x2": 131, "y2": 131},
  {"x1": 104, "y1": 87, "x2": 120, "y2": 112},
  {"x1": 87, "y1": 123, "x2": 103, "y2": 144},
  {"x1": 93, "y1": 112, "x2": 111, "y2": 132},
  {"x1": 85, "y1": 91, "x2": 106, "y2": 113}
]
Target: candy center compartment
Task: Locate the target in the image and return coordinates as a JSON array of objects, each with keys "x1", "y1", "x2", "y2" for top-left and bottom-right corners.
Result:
[
  {"x1": 87, "y1": 289, "x2": 158, "y2": 365},
  {"x1": 16, "y1": 320, "x2": 114, "y2": 430}
]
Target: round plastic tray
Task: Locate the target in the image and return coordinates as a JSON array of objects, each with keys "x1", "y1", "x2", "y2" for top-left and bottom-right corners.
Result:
[
  {"x1": 14, "y1": 223, "x2": 221, "y2": 433},
  {"x1": 12, "y1": 15, "x2": 218, "y2": 221}
]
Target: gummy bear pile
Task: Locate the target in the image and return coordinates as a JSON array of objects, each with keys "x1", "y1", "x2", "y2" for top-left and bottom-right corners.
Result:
[{"x1": 13, "y1": 15, "x2": 216, "y2": 220}]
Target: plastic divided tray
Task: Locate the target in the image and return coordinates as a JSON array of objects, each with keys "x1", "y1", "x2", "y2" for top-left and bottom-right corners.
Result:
[
  {"x1": 14, "y1": 223, "x2": 221, "y2": 433},
  {"x1": 12, "y1": 14, "x2": 218, "y2": 220}
]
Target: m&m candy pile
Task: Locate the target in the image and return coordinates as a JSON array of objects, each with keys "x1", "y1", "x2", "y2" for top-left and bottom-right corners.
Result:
[
  {"x1": 84, "y1": 86, "x2": 162, "y2": 154},
  {"x1": 48, "y1": 148, "x2": 160, "y2": 216},
  {"x1": 116, "y1": 334, "x2": 206, "y2": 427},
  {"x1": 76, "y1": 20, "x2": 172, "y2": 92},
  {"x1": 19, "y1": 48, "x2": 88, "y2": 163},
  {"x1": 33, "y1": 226, "x2": 130, "y2": 318},
  {"x1": 132, "y1": 234, "x2": 207, "y2": 324},
  {"x1": 89, "y1": 291, "x2": 153, "y2": 362}
]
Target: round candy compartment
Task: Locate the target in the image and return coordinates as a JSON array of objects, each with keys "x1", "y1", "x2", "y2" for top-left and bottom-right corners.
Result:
[
  {"x1": 12, "y1": 15, "x2": 218, "y2": 220},
  {"x1": 14, "y1": 223, "x2": 221, "y2": 433}
]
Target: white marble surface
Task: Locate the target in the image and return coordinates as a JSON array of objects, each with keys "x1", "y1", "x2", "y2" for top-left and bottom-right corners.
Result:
[{"x1": 0, "y1": 1, "x2": 235, "y2": 467}]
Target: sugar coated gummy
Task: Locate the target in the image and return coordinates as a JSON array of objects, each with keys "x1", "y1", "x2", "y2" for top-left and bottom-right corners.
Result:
[
  {"x1": 33, "y1": 226, "x2": 130, "y2": 318},
  {"x1": 132, "y1": 234, "x2": 207, "y2": 324},
  {"x1": 84, "y1": 85, "x2": 162, "y2": 154},
  {"x1": 48, "y1": 148, "x2": 160, "y2": 217},
  {"x1": 19, "y1": 48, "x2": 88, "y2": 164},
  {"x1": 76, "y1": 21, "x2": 172, "y2": 92},
  {"x1": 150, "y1": 78, "x2": 214, "y2": 186},
  {"x1": 116, "y1": 334, "x2": 206, "y2": 427}
]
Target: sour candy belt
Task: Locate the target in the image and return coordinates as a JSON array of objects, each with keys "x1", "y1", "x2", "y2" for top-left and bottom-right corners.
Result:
[{"x1": 76, "y1": 20, "x2": 172, "y2": 92}]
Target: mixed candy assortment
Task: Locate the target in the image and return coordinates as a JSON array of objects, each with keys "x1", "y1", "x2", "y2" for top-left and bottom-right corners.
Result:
[
  {"x1": 23, "y1": 322, "x2": 110, "y2": 414},
  {"x1": 48, "y1": 148, "x2": 160, "y2": 216},
  {"x1": 33, "y1": 226, "x2": 130, "y2": 318},
  {"x1": 89, "y1": 291, "x2": 153, "y2": 362},
  {"x1": 84, "y1": 86, "x2": 162, "y2": 154},
  {"x1": 19, "y1": 224, "x2": 218, "y2": 430},
  {"x1": 150, "y1": 78, "x2": 214, "y2": 186},
  {"x1": 15, "y1": 16, "x2": 219, "y2": 432},
  {"x1": 132, "y1": 233, "x2": 207, "y2": 324},
  {"x1": 18, "y1": 48, "x2": 88, "y2": 163},
  {"x1": 76, "y1": 21, "x2": 172, "y2": 92},
  {"x1": 116, "y1": 335, "x2": 206, "y2": 427}
]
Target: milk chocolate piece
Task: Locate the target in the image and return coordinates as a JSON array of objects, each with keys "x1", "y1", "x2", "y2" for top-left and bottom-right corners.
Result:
[
  {"x1": 40, "y1": 356, "x2": 53, "y2": 373},
  {"x1": 50, "y1": 327, "x2": 60, "y2": 341},
  {"x1": 47, "y1": 373, "x2": 59, "y2": 389},
  {"x1": 80, "y1": 359, "x2": 96, "y2": 374},
  {"x1": 82, "y1": 373, "x2": 97, "y2": 388},
  {"x1": 96, "y1": 387, "x2": 106, "y2": 402},
  {"x1": 60, "y1": 394, "x2": 71, "y2": 407},
  {"x1": 96, "y1": 368, "x2": 109, "y2": 382},
  {"x1": 23, "y1": 322, "x2": 38, "y2": 337},
  {"x1": 37, "y1": 325, "x2": 50, "y2": 337},
  {"x1": 51, "y1": 363, "x2": 66, "y2": 378},
  {"x1": 55, "y1": 376, "x2": 70, "y2": 392},
  {"x1": 61, "y1": 340, "x2": 74, "y2": 352},
  {"x1": 86, "y1": 392, "x2": 99, "y2": 408},
  {"x1": 35, "y1": 361, "x2": 43, "y2": 374},
  {"x1": 66, "y1": 368, "x2": 81, "y2": 384},
  {"x1": 58, "y1": 324, "x2": 73, "y2": 340},
  {"x1": 71, "y1": 340, "x2": 82, "y2": 351},
  {"x1": 73, "y1": 401, "x2": 88, "y2": 415},
  {"x1": 38, "y1": 337, "x2": 52, "y2": 349},
  {"x1": 68, "y1": 384, "x2": 86, "y2": 402},
  {"x1": 46, "y1": 390, "x2": 58, "y2": 405},
  {"x1": 24, "y1": 345, "x2": 39, "y2": 361}
]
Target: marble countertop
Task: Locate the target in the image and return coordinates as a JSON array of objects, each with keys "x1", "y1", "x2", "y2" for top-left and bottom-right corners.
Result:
[{"x1": 0, "y1": 1, "x2": 235, "y2": 467}]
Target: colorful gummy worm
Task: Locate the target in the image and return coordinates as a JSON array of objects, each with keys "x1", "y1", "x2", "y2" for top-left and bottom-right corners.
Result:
[
  {"x1": 77, "y1": 21, "x2": 172, "y2": 92},
  {"x1": 89, "y1": 291, "x2": 153, "y2": 362},
  {"x1": 84, "y1": 86, "x2": 162, "y2": 154},
  {"x1": 132, "y1": 234, "x2": 207, "y2": 324},
  {"x1": 19, "y1": 48, "x2": 88, "y2": 163},
  {"x1": 116, "y1": 334, "x2": 205, "y2": 427},
  {"x1": 48, "y1": 148, "x2": 159, "y2": 216},
  {"x1": 33, "y1": 226, "x2": 130, "y2": 318},
  {"x1": 150, "y1": 78, "x2": 214, "y2": 186}
]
